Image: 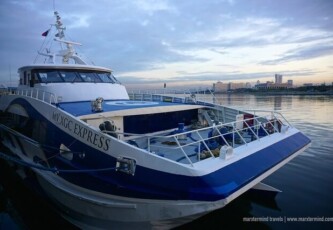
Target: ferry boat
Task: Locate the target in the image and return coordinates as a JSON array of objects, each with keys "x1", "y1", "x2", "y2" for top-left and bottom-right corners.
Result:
[{"x1": 0, "y1": 11, "x2": 311, "y2": 229}]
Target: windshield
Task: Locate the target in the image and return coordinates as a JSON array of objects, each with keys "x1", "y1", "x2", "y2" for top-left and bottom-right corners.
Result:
[{"x1": 34, "y1": 69, "x2": 120, "y2": 84}]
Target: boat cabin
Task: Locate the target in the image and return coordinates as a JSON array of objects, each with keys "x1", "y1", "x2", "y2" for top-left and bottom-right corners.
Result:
[{"x1": 17, "y1": 65, "x2": 129, "y2": 102}]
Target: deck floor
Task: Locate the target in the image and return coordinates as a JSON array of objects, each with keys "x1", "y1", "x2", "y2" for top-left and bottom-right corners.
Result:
[
  {"x1": 139, "y1": 128, "x2": 259, "y2": 164},
  {"x1": 58, "y1": 100, "x2": 202, "y2": 117}
]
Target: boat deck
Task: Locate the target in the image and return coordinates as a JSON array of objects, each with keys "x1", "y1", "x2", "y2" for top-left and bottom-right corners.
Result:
[
  {"x1": 58, "y1": 100, "x2": 206, "y2": 118},
  {"x1": 112, "y1": 112, "x2": 288, "y2": 165}
]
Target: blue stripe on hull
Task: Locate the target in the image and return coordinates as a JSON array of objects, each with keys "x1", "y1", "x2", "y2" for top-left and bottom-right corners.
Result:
[
  {"x1": 8, "y1": 99, "x2": 311, "y2": 202},
  {"x1": 190, "y1": 131, "x2": 310, "y2": 200},
  {"x1": 59, "y1": 132, "x2": 310, "y2": 202},
  {"x1": 133, "y1": 132, "x2": 310, "y2": 201}
]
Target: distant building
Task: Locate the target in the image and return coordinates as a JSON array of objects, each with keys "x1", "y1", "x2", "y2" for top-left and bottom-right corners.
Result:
[
  {"x1": 214, "y1": 81, "x2": 229, "y2": 92},
  {"x1": 255, "y1": 74, "x2": 293, "y2": 90},
  {"x1": 275, "y1": 74, "x2": 283, "y2": 84},
  {"x1": 287, "y1": 80, "x2": 293, "y2": 87},
  {"x1": 245, "y1": 82, "x2": 252, "y2": 88},
  {"x1": 255, "y1": 83, "x2": 270, "y2": 89},
  {"x1": 255, "y1": 81, "x2": 291, "y2": 90},
  {"x1": 268, "y1": 83, "x2": 291, "y2": 89},
  {"x1": 303, "y1": 83, "x2": 313, "y2": 87},
  {"x1": 229, "y1": 82, "x2": 245, "y2": 90},
  {"x1": 214, "y1": 81, "x2": 245, "y2": 92}
]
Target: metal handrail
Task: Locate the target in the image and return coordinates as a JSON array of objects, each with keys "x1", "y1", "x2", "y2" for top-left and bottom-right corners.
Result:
[
  {"x1": 105, "y1": 92, "x2": 291, "y2": 166},
  {"x1": 103, "y1": 112, "x2": 290, "y2": 166},
  {"x1": 154, "y1": 115, "x2": 287, "y2": 165},
  {"x1": 9, "y1": 88, "x2": 58, "y2": 105},
  {"x1": 244, "y1": 109, "x2": 292, "y2": 127},
  {"x1": 128, "y1": 90, "x2": 217, "y2": 104}
]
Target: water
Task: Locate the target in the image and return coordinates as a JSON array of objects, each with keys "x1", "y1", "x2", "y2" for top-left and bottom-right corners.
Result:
[{"x1": 1, "y1": 95, "x2": 333, "y2": 229}]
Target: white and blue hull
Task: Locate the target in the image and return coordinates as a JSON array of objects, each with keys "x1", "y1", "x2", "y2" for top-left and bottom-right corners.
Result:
[
  {"x1": 0, "y1": 94, "x2": 311, "y2": 229},
  {"x1": 34, "y1": 140, "x2": 309, "y2": 230}
]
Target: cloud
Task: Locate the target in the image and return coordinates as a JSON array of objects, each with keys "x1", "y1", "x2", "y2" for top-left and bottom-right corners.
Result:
[
  {"x1": 134, "y1": 0, "x2": 176, "y2": 13},
  {"x1": 260, "y1": 43, "x2": 333, "y2": 65},
  {"x1": 0, "y1": 0, "x2": 333, "y2": 88}
]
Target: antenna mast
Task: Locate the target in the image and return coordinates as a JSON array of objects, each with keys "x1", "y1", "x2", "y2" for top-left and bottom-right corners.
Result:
[{"x1": 37, "y1": 10, "x2": 86, "y2": 65}]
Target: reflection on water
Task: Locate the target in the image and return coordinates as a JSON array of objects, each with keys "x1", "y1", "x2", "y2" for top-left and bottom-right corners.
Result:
[
  {"x1": 1, "y1": 95, "x2": 333, "y2": 230},
  {"x1": 0, "y1": 160, "x2": 78, "y2": 230}
]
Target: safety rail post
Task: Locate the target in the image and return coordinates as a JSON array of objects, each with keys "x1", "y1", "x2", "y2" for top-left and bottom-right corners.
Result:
[
  {"x1": 195, "y1": 130, "x2": 214, "y2": 158},
  {"x1": 232, "y1": 123, "x2": 248, "y2": 146},
  {"x1": 173, "y1": 136, "x2": 194, "y2": 167},
  {"x1": 275, "y1": 111, "x2": 292, "y2": 127},
  {"x1": 197, "y1": 142, "x2": 201, "y2": 161},
  {"x1": 212, "y1": 126, "x2": 231, "y2": 147},
  {"x1": 243, "y1": 119, "x2": 259, "y2": 141},
  {"x1": 265, "y1": 118, "x2": 280, "y2": 134},
  {"x1": 255, "y1": 117, "x2": 270, "y2": 137},
  {"x1": 147, "y1": 137, "x2": 151, "y2": 152}
]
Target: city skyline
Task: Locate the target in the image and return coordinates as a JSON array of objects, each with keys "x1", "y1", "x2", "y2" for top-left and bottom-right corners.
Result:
[{"x1": 0, "y1": 0, "x2": 332, "y2": 89}]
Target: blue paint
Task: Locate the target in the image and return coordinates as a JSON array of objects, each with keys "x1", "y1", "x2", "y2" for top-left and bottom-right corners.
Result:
[
  {"x1": 124, "y1": 109, "x2": 198, "y2": 134},
  {"x1": 5, "y1": 99, "x2": 311, "y2": 202},
  {"x1": 58, "y1": 100, "x2": 188, "y2": 116}
]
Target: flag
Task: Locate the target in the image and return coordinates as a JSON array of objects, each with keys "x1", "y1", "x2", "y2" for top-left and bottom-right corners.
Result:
[{"x1": 42, "y1": 29, "x2": 50, "y2": 37}]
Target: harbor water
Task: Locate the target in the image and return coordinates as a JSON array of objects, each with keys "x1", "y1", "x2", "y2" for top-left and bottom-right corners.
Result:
[{"x1": 1, "y1": 94, "x2": 333, "y2": 230}]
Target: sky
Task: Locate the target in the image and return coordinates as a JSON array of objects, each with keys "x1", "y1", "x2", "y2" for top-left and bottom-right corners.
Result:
[{"x1": 0, "y1": 0, "x2": 332, "y2": 89}]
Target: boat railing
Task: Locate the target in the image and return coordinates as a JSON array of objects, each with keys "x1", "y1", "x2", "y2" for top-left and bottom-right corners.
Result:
[
  {"x1": 244, "y1": 109, "x2": 293, "y2": 128},
  {"x1": 104, "y1": 111, "x2": 290, "y2": 167},
  {"x1": 8, "y1": 88, "x2": 58, "y2": 105},
  {"x1": 128, "y1": 90, "x2": 217, "y2": 105}
]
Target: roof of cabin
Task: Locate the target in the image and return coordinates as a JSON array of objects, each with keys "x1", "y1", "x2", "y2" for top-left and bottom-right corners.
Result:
[{"x1": 18, "y1": 64, "x2": 112, "y2": 73}]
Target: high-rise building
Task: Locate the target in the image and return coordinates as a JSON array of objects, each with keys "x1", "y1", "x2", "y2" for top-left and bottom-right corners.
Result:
[
  {"x1": 214, "y1": 81, "x2": 229, "y2": 92},
  {"x1": 229, "y1": 82, "x2": 245, "y2": 90},
  {"x1": 275, "y1": 74, "x2": 283, "y2": 84},
  {"x1": 214, "y1": 81, "x2": 245, "y2": 92},
  {"x1": 287, "y1": 80, "x2": 293, "y2": 86}
]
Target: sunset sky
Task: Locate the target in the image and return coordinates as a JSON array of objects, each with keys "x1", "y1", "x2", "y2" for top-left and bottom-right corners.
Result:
[{"x1": 0, "y1": 0, "x2": 332, "y2": 89}]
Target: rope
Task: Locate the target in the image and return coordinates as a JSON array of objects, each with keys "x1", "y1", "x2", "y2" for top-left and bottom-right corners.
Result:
[{"x1": 0, "y1": 151, "x2": 116, "y2": 174}]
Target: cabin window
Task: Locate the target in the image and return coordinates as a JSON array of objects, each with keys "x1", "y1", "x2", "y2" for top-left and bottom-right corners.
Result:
[
  {"x1": 33, "y1": 69, "x2": 119, "y2": 84},
  {"x1": 23, "y1": 71, "x2": 27, "y2": 85},
  {"x1": 97, "y1": 72, "x2": 114, "y2": 83},
  {"x1": 59, "y1": 71, "x2": 82, "y2": 82},
  {"x1": 110, "y1": 73, "x2": 120, "y2": 84},
  {"x1": 38, "y1": 71, "x2": 64, "y2": 83},
  {"x1": 31, "y1": 72, "x2": 40, "y2": 83},
  {"x1": 79, "y1": 72, "x2": 102, "y2": 83},
  {"x1": 27, "y1": 73, "x2": 32, "y2": 87}
]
